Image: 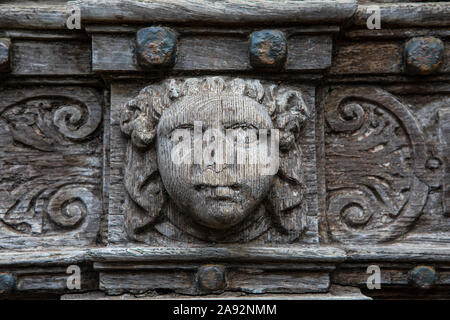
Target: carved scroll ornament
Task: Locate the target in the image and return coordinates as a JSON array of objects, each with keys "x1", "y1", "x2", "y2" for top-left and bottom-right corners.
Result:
[
  {"x1": 324, "y1": 87, "x2": 435, "y2": 243},
  {"x1": 0, "y1": 91, "x2": 102, "y2": 238}
]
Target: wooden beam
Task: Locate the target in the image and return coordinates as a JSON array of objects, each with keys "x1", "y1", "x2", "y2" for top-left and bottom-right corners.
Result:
[{"x1": 71, "y1": 0, "x2": 357, "y2": 25}]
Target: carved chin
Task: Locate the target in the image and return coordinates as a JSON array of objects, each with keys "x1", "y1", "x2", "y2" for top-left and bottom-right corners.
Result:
[{"x1": 188, "y1": 202, "x2": 253, "y2": 230}]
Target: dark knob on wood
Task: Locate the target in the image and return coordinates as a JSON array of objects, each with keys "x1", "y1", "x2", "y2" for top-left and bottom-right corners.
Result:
[
  {"x1": 404, "y1": 37, "x2": 444, "y2": 75},
  {"x1": 197, "y1": 265, "x2": 226, "y2": 292},
  {"x1": 0, "y1": 273, "x2": 15, "y2": 294},
  {"x1": 0, "y1": 38, "x2": 12, "y2": 73},
  {"x1": 249, "y1": 30, "x2": 287, "y2": 70},
  {"x1": 409, "y1": 265, "x2": 436, "y2": 289},
  {"x1": 136, "y1": 27, "x2": 177, "y2": 69}
]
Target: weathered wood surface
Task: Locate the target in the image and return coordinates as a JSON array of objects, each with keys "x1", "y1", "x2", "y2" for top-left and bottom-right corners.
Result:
[
  {"x1": 100, "y1": 270, "x2": 193, "y2": 294},
  {"x1": 0, "y1": 249, "x2": 87, "y2": 267},
  {"x1": 395, "y1": 94, "x2": 449, "y2": 245},
  {"x1": 61, "y1": 285, "x2": 371, "y2": 299},
  {"x1": 3, "y1": 245, "x2": 450, "y2": 296},
  {"x1": 331, "y1": 40, "x2": 450, "y2": 75},
  {"x1": 99, "y1": 264, "x2": 332, "y2": 294},
  {"x1": 15, "y1": 266, "x2": 97, "y2": 293},
  {"x1": 2, "y1": 1, "x2": 449, "y2": 30},
  {"x1": 354, "y1": 3, "x2": 450, "y2": 27},
  {"x1": 107, "y1": 82, "x2": 142, "y2": 244},
  {"x1": 344, "y1": 28, "x2": 450, "y2": 40},
  {"x1": 440, "y1": 109, "x2": 450, "y2": 216},
  {"x1": 0, "y1": 0, "x2": 449, "y2": 299},
  {"x1": 12, "y1": 40, "x2": 91, "y2": 75},
  {"x1": 86, "y1": 25, "x2": 341, "y2": 35},
  {"x1": 227, "y1": 270, "x2": 330, "y2": 294},
  {"x1": 0, "y1": 3, "x2": 68, "y2": 30},
  {"x1": 333, "y1": 264, "x2": 450, "y2": 289},
  {"x1": 5, "y1": 245, "x2": 450, "y2": 266},
  {"x1": 89, "y1": 247, "x2": 347, "y2": 263},
  {"x1": 0, "y1": 30, "x2": 86, "y2": 41},
  {"x1": 92, "y1": 34, "x2": 332, "y2": 72},
  {"x1": 322, "y1": 86, "x2": 448, "y2": 244},
  {"x1": 71, "y1": 0, "x2": 357, "y2": 25},
  {"x1": 345, "y1": 245, "x2": 450, "y2": 263},
  {"x1": 0, "y1": 86, "x2": 102, "y2": 249}
]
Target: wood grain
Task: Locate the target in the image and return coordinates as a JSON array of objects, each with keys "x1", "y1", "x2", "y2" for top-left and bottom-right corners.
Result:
[
  {"x1": 1, "y1": 0, "x2": 450, "y2": 299},
  {"x1": 439, "y1": 109, "x2": 450, "y2": 216},
  {"x1": 331, "y1": 40, "x2": 450, "y2": 75},
  {"x1": 0, "y1": 86, "x2": 102, "y2": 249},
  {"x1": 354, "y1": 3, "x2": 450, "y2": 27},
  {"x1": 92, "y1": 34, "x2": 332, "y2": 72},
  {"x1": 0, "y1": 4, "x2": 68, "y2": 30},
  {"x1": 12, "y1": 40, "x2": 91, "y2": 75},
  {"x1": 72, "y1": 0, "x2": 357, "y2": 25}
]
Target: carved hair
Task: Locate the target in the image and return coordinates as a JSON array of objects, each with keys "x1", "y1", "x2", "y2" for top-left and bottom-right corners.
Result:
[{"x1": 120, "y1": 77, "x2": 309, "y2": 150}]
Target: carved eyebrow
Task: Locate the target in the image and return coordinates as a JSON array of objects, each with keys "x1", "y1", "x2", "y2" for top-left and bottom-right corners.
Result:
[
  {"x1": 169, "y1": 123, "x2": 195, "y2": 133},
  {"x1": 174, "y1": 123, "x2": 195, "y2": 129}
]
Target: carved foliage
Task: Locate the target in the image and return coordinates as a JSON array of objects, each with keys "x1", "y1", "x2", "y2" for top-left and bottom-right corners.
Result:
[
  {"x1": 324, "y1": 87, "x2": 432, "y2": 243},
  {"x1": 0, "y1": 87, "x2": 102, "y2": 244}
]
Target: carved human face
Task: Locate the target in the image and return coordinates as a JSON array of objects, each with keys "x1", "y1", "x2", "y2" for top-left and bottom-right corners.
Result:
[{"x1": 157, "y1": 94, "x2": 276, "y2": 230}]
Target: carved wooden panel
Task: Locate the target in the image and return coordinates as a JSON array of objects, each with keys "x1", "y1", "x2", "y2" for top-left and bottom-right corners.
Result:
[
  {"x1": 322, "y1": 87, "x2": 448, "y2": 244},
  {"x1": 0, "y1": 86, "x2": 103, "y2": 249},
  {"x1": 440, "y1": 109, "x2": 450, "y2": 216},
  {"x1": 108, "y1": 77, "x2": 319, "y2": 245},
  {"x1": 1, "y1": 0, "x2": 450, "y2": 300}
]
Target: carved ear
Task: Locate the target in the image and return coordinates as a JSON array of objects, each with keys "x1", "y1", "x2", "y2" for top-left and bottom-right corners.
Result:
[
  {"x1": 274, "y1": 89, "x2": 310, "y2": 151},
  {"x1": 276, "y1": 89, "x2": 309, "y2": 118},
  {"x1": 266, "y1": 147, "x2": 306, "y2": 239},
  {"x1": 120, "y1": 93, "x2": 158, "y2": 149},
  {"x1": 124, "y1": 142, "x2": 165, "y2": 234}
]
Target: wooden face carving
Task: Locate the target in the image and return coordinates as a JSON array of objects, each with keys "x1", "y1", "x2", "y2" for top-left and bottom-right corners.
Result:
[
  {"x1": 157, "y1": 94, "x2": 276, "y2": 230},
  {"x1": 120, "y1": 77, "x2": 311, "y2": 243}
]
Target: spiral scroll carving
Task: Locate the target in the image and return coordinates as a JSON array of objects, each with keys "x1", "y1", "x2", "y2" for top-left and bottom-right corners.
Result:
[
  {"x1": 2, "y1": 94, "x2": 101, "y2": 152},
  {"x1": 324, "y1": 87, "x2": 430, "y2": 243},
  {"x1": 47, "y1": 186, "x2": 99, "y2": 228},
  {"x1": 0, "y1": 88, "x2": 102, "y2": 244},
  {"x1": 53, "y1": 102, "x2": 102, "y2": 140},
  {"x1": 325, "y1": 102, "x2": 365, "y2": 133}
]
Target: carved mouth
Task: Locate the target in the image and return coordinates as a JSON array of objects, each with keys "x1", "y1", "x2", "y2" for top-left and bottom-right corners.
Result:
[{"x1": 194, "y1": 184, "x2": 241, "y2": 202}]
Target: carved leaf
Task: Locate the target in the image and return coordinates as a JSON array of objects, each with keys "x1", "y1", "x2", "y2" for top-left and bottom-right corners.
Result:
[
  {"x1": 324, "y1": 87, "x2": 430, "y2": 243},
  {"x1": 0, "y1": 93, "x2": 102, "y2": 240},
  {"x1": 123, "y1": 142, "x2": 165, "y2": 233},
  {"x1": 267, "y1": 147, "x2": 305, "y2": 238}
]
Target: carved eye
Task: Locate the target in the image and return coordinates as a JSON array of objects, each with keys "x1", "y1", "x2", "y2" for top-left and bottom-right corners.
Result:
[
  {"x1": 169, "y1": 123, "x2": 195, "y2": 137},
  {"x1": 174, "y1": 123, "x2": 195, "y2": 130},
  {"x1": 228, "y1": 123, "x2": 258, "y2": 131}
]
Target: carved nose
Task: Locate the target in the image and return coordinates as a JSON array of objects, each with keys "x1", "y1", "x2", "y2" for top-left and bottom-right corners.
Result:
[{"x1": 206, "y1": 162, "x2": 227, "y2": 173}]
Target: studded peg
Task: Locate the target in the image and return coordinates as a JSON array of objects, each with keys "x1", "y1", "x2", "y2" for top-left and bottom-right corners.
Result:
[
  {"x1": 0, "y1": 38, "x2": 12, "y2": 73},
  {"x1": 249, "y1": 30, "x2": 287, "y2": 70},
  {"x1": 197, "y1": 265, "x2": 226, "y2": 292},
  {"x1": 0, "y1": 273, "x2": 16, "y2": 294},
  {"x1": 404, "y1": 37, "x2": 445, "y2": 75},
  {"x1": 136, "y1": 27, "x2": 177, "y2": 69},
  {"x1": 409, "y1": 266, "x2": 436, "y2": 289}
]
